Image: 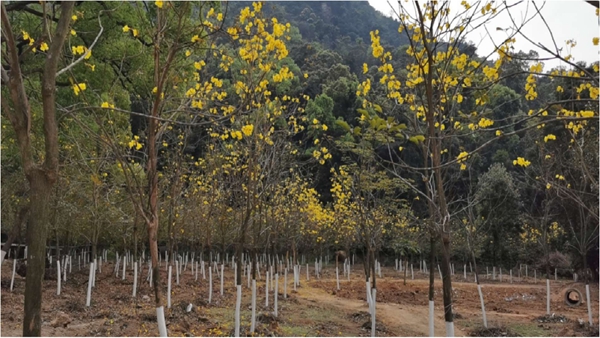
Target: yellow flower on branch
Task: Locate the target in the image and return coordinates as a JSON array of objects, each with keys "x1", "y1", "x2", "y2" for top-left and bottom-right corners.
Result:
[
  {"x1": 456, "y1": 151, "x2": 468, "y2": 163},
  {"x1": 72, "y1": 83, "x2": 87, "y2": 96},
  {"x1": 241, "y1": 124, "x2": 254, "y2": 136},
  {"x1": 513, "y1": 157, "x2": 531, "y2": 167},
  {"x1": 478, "y1": 118, "x2": 494, "y2": 128}
]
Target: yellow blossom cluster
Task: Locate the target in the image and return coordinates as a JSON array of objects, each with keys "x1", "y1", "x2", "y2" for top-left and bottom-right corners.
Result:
[
  {"x1": 513, "y1": 157, "x2": 531, "y2": 167},
  {"x1": 128, "y1": 135, "x2": 143, "y2": 150}
]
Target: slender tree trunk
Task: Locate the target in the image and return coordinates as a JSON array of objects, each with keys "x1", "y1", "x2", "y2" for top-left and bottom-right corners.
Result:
[
  {"x1": 493, "y1": 233, "x2": 499, "y2": 268},
  {"x1": 23, "y1": 170, "x2": 53, "y2": 336},
  {"x1": 92, "y1": 235, "x2": 98, "y2": 262},
  {"x1": 403, "y1": 256, "x2": 408, "y2": 285},
  {"x1": 148, "y1": 31, "x2": 165, "y2": 336},
  {"x1": 429, "y1": 235, "x2": 436, "y2": 337},
  {"x1": 54, "y1": 229, "x2": 60, "y2": 263},
  {"x1": 65, "y1": 229, "x2": 71, "y2": 263},
  {"x1": 292, "y1": 241, "x2": 297, "y2": 266},
  {"x1": 148, "y1": 222, "x2": 160, "y2": 295},
  {"x1": 429, "y1": 235, "x2": 436, "y2": 301},
  {"x1": 370, "y1": 248, "x2": 376, "y2": 290},
  {"x1": 235, "y1": 237, "x2": 244, "y2": 337},
  {"x1": 134, "y1": 217, "x2": 138, "y2": 262},
  {"x1": 470, "y1": 248, "x2": 487, "y2": 328},
  {"x1": 252, "y1": 248, "x2": 257, "y2": 280},
  {"x1": 168, "y1": 214, "x2": 174, "y2": 265},
  {"x1": 440, "y1": 234, "x2": 454, "y2": 328}
]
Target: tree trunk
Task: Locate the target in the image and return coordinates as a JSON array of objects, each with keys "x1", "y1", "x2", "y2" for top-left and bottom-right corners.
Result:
[
  {"x1": 545, "y1": 244, "x2": 551, "y2": 280},
  {"x1": 252, "y1": 248, "x2": 257, "y2": 280},
  {"x1": 54, "y1": 229, "x2": 60, "y2": 263},
  {"x1": 292, "y1": 241, "x2": 297, "y2": 266},
  {"x1": 168, "y1": 215, "x2": 174, "y2": 265},
  {"x1": 470, "y1": 247, "x2": 487, "y2": 328},
  {"x1": 148, "y1": 218, "x2": 162, "y2": 303},
  {"x1": 492, "y1": 233, "x2": 498, "y2": 268},
  {"x1": 134, "y1": 219, "x2": 138, "y2": 262},
  {"x1": 440, "y1": 234, "x2": 454, "y2": 329},
  {"x1": 428, "y1": 235, "x2": 435, "y2": 301},
  {"x1": 429, "y1": 235, "x2": 436, "y2": 337},
  {"x1": 370, "y1": 248, "x2": 376, "y2": 289},
  {"x1": 23, "y1": 170, "x2": 54, "y2": 336},
  {"x1": 403, "y1": 257, "x2": 408, "y2": 285},
  {"x1": 64, "y1": 230, "x2": 70, "y2": 263},
  {"x1": 147, "y1": 19, "x2": 165, "y2": 333},
  {"x1": 92, "y1": 240, "x2": 97, "y2": 263},
  {"x1": 364, "y1": 245, "x2": 371, "y2": 280}
]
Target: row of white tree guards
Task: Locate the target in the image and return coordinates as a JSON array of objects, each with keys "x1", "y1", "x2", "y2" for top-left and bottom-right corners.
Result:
[{"x1": 1, "y1": 248, "x2": 595, "y2": 337}]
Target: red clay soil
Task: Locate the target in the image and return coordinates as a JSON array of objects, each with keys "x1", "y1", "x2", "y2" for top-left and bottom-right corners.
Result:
[
  {"x1": 1, "y1": 261, "x2": 598, "y2": 337},
  {"x1": 309, "y1": 267, "x2": 599, "y2": 337}
]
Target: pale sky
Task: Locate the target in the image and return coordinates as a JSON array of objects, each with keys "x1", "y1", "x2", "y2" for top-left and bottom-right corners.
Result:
[{"x1": 368, "y1": 0, "x2": 600, "y2": 70}]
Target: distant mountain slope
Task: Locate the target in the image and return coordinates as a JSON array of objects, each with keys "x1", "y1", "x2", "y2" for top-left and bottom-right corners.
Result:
[{"x1": 226, "y1": 1, "x2": 408, "y2": 49}]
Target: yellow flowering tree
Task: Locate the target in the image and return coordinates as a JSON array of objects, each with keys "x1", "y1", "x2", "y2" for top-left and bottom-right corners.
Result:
[{"x1": 357, "y1": 1, "x2": 598, "y2": 333}]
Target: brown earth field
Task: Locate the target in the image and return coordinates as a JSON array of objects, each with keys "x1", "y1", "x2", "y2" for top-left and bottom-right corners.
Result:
[{"x1": 1, "y1": 260, "x2": 598, "y2": 337}]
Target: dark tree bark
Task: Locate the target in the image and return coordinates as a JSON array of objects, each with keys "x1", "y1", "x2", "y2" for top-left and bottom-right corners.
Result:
[
  {"x1": 370, "y1": 247, "x2": 376, "y2": 289},
  {"x1": 251, "y1": 248, "x2": 257, "y2": 280},
  {"x1": 428, "y1": 235, "x2": 435, "y2": 303},
  {"x1": 134, "y1": 213, "x2": 138, "y2": 261}
]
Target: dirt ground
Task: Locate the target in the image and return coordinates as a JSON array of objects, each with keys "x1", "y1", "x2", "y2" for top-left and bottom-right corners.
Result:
[{"x1": 1, "y1": 260, "x2": 598, "y2": 337}]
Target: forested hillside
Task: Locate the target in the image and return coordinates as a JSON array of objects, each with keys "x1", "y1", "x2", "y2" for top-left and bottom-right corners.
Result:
[{"x1": 1, "y1": 1, "x2": 598, "y2": 337}]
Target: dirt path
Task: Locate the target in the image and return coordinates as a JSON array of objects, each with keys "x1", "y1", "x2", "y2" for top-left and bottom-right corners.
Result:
[{"x1": 296, "y1": 282, "x2": 467, "y2": 337}]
